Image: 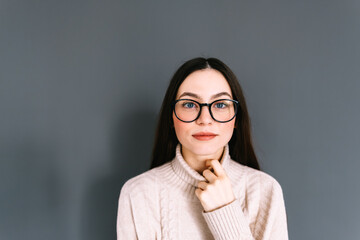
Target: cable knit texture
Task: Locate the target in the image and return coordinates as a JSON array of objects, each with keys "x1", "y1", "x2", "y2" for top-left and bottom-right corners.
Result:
[{"x1": 117, "y1": 144, "x2": 289, "y2": 240}]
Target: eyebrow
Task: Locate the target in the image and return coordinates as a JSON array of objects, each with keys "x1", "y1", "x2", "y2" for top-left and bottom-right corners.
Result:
[{"x1": 178, "y1": 91, "x2": 232, "y2": 100}]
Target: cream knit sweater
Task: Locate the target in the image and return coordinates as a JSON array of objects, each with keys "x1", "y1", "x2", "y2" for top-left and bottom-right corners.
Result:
[{"x1": 117, "y1": 144, "x2": 289, "y2": 240}]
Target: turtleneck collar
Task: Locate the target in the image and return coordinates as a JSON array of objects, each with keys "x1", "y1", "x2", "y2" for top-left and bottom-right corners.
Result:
[{"x1": 171, "y1": 143, "x2": 231, "y2": 187}]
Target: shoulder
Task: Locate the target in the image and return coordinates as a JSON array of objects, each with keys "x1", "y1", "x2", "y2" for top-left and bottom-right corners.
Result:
[
  {"x1": 119, "y1": 167, "x2": 159, "y2": 198},
  {"x1": 228, "y1": 160, "x2": 284, "y2": 196},
  {"x1": 119, "y1": 162, "x2": 171, "y2": 198}
]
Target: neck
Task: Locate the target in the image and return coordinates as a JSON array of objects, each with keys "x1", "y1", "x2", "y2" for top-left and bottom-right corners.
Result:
[{"x1": 181, "y1": 146, "x2": 225, "y2": 174}]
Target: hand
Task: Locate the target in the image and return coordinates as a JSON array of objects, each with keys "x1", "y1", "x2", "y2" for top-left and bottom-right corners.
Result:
[{"x1": 195, "y1": 159, "x2": 235, "y2": 212}]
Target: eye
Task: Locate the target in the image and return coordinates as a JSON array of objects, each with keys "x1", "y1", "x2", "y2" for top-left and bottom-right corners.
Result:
[
  {"x1": 214, "y1": 102, "x2": 228, "y2": 109},
  {"x1": 182, "y1": 101, "x2": 196, "y2": 109}
]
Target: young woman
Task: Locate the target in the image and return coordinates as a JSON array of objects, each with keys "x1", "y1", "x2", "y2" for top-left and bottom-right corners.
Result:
[{"x1": 117, "y1": 57, "x2": 289, "y2": 240}]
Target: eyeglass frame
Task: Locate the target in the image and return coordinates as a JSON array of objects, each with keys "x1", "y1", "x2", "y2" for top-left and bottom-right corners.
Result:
[{"x1": 172, "y1": 98, "x2": 239, "y2": 123}]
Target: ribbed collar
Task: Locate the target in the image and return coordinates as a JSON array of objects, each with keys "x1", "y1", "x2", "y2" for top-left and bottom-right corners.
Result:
[{"x1": 171, "y1": 143, "x2": 231, "y2": 188}]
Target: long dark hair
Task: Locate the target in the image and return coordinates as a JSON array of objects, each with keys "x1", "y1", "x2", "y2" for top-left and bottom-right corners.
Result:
[{"x1": 150, "y1": 57, "x2": 260, "y2": 170}]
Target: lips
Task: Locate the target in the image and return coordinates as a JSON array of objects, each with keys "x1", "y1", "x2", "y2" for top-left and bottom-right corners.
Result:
[{"x1": 192, "y1": 132, "x2": 218, "y2": 141}]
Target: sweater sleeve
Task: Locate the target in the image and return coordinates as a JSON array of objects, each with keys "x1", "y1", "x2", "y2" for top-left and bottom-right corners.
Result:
[
  {"x1": 202, "y1": 198, "x2": 254, "y2": 240},
  {"x1": 116, "y1": 183, "x2": 138, "y2": 240},
  {"x1": 258, "y1": 179, "x2": 289, "y2": 240},
  {"x1": 116, "y1": 174, "x2": 161, "y2": 240},
  {"x1": 202, "y1": 175, "x2": 289, "y2": 240}
]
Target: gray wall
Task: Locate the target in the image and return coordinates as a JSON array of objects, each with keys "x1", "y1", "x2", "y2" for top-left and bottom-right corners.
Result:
[{"x1": 1, "y1": 1, "x2": 360, "y2": 239}]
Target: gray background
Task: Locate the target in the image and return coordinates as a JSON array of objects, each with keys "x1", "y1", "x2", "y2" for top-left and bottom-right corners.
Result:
[{"x1": 1, "y1": 0, "x2": 360, "y2": 239}]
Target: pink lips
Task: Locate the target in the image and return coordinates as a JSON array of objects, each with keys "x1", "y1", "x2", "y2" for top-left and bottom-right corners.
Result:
[{"x1": 192, "y1": 132, "x2": 218, "y2": 141}]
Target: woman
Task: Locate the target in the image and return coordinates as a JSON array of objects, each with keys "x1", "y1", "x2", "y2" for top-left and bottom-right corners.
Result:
[{"x1": 117, "y1": 57, "x2": 289, "y2": 240}]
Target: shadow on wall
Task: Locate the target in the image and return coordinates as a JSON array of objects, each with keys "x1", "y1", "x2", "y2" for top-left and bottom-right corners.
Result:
[{"x1": 80, "y1": 107, "x2": 158, "y2": 240}]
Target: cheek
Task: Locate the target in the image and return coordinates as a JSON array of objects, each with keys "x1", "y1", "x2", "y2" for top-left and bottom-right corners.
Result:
[
  {"x1": 222, "y1": 119, "x2": 236, "y2": 140},
  {"x1": 173, "y1": 113, "x2": 189, "y2": 140}
]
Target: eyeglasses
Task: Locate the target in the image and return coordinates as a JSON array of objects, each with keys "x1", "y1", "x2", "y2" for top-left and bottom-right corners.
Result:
[{"x1": 173, "y1": 99, "x2": 239, "y2": 123}]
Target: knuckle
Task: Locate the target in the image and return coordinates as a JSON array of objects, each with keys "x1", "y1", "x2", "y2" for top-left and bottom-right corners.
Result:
[
  {"x1": 198, "y1": 182, "x2": 206, "y2": 189},
  {"x1": 214, "y1": 179, "x2": 221, "y2": 185}
]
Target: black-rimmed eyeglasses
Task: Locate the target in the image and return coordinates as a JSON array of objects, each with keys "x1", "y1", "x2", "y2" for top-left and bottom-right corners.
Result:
[{"x1": 173, "y1": 99, "x2": 239, "y2": 123}]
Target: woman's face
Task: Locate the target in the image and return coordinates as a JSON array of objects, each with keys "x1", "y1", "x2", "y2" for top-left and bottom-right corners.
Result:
[{"x1": 173, "y1": 69, "x2": 236, "y2": 158}]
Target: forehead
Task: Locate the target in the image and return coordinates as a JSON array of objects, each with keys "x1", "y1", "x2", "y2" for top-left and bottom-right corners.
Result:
[{"x1": 176, "y1": 69, "x2": 232, "y2": 99}]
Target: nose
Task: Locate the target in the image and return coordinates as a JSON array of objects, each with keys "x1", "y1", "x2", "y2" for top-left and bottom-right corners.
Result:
[{"x1": 195, "y1": 106, "x2": 213, "y2": 125}]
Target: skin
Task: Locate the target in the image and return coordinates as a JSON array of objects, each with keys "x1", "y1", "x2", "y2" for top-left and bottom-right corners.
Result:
[{"x1": 172, "y1": 68, "x2": 236, "y2": 212}]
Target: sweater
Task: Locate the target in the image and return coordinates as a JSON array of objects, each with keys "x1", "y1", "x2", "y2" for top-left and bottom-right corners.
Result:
[{"x1": 117, "y1": 144, "x2": 289, "y2": 240}]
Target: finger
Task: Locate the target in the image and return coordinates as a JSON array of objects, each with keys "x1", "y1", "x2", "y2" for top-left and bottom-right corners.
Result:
[
  {"x1": 207, "y1": 159, "x2": 226, "y2": 177},
  {"x1": 202, "y1": 169, "x2": 217, "y2": 183},
  {"x1": 197, "y1": 181, "x2": 208, "y2": 190},
  {"x1": 207, "y1": 165, "x2": 215, "y2": 174},
  {"x1": 195, "y1": 188, "x2": 202, "y2": 199}
]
